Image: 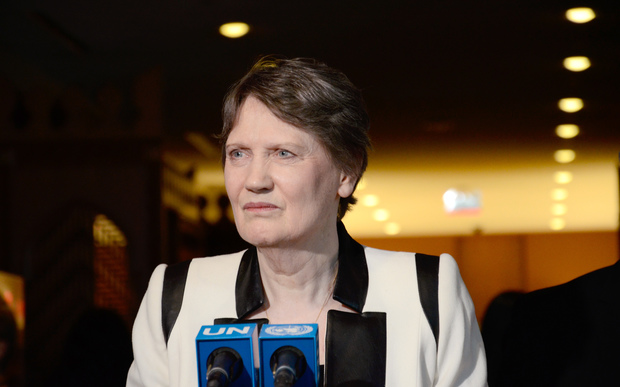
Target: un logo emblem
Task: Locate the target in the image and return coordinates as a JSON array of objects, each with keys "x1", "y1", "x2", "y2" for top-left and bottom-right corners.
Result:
[{"x1": 264, "y1": 324, "x2": 314, "y2": 336}]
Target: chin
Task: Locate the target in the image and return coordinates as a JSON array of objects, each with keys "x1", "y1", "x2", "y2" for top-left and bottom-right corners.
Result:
[
  {"x1": 237, "y1": 220, "x2": 286, "y2": 246},
  {"x1": 238, "y1": 228, "x2": 276, "y2": 248}
]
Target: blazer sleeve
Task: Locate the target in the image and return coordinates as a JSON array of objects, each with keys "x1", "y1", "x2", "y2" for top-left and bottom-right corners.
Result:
[
  {"x1": 126, "y1": 264, "x2": 170, "y2": 387},
  {"x1": 435, "y1": 253, "x2": 488, "y2": 386}
]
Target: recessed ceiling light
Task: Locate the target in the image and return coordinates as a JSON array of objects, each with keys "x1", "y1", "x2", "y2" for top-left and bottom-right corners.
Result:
[
  {"x1": 551, "y1": 188, "x2": 569, "y2": 201},
  {"x1": 361, "y1": 194, "x2": 379, "y2": 207},
  {"x1": 563, "y1": 56, "x2": 591, "y2": 72},
  {"x1": 373, "y1": 209, "x2": 390, "y2": 222},
  {"x1": 555, "y1": 124, "x2": 579, "y2": 139},
  {"x1": 384, "y1": 222, "x2": 401, "y2": 236},
  {"x1": 558, "y1": 98, "x2": 583, "y2": 113},
  {"x1": 551, "y1": 203, "x2": 567, "y2": 216},
  {"x1": 566, "y1": 8, "x2": 596, "y2": 24},
  {"x1": 550, "y1": 217, "x2": 566, "y2": 231},
  {"x1": 554, "y1": 149, "x2": 576, "y2": 164},
  {"x1": 219, "y1": 22, "x2": 250, "y2": 38},
  {"x1": 357, "y1": 178, "x2": 367, "y2": 190},
  {"x1": 553, "y1": 171, "x2": 573, "y2": 184}
]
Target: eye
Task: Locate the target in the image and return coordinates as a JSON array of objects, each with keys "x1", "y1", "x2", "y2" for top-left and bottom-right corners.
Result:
[
  {"x1": 229, "y1": 149, "x2": 244, "y2": 158},
  {"x1": 277, "y1": 150, "x2": 293, "y2": 158}
]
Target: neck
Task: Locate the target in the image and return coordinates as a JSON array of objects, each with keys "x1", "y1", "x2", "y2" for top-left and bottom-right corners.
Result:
[{"x1": 256, "y1": 229, "x2": 339, "y2": 313}]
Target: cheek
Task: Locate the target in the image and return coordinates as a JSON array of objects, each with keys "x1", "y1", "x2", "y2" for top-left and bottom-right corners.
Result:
[
  {"x1": 304, "y1": 170, "x2": 341, "y2": 204},
  {"x1": 224, "y1": 169, "x2": 241, "y2": 197}
]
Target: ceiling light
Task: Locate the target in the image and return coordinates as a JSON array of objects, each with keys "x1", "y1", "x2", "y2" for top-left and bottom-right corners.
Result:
[
  {"x1": 558, "y1": 98, "x2": 583, "y2": 113},
  {"x1": 566, "y1": 8, "x2": 596, "y2": 24},
  {"x1": 550, "y1": 218, "x2": 566, "y2": 231},
  {"x1": 553, "y1": 171, "x2": 573, "y2": 184},
  {"x1": 357, "y1": 178, "x2": 367, "y2": 190},
  {"x1": 361, "y1": 194, "x2": 379, "y2": 207},
  {"x1": 563, "y1": 56, "x2": 591, "y2": 72},
  {"x1": 384, "y1": 222, "x2": 401, "y2": 236},
  {"x1": 551, "y1": 203, "x2": 567, "y2": 216},
  {"x1": 554, "y1": 149, "x2": 576, "y2": 164},
  {"x1": 219, "y1": 22, "x2": 250, "y2": 38},
  {"x1": 373, "y1": 209, "x2": 390, "y2": 222},
  {"x1": 555, "y1": 124, "x2": 579, "y2": 139},
  {"x1": 551, "y1": 188, "x2": 568, "y2": 201}
]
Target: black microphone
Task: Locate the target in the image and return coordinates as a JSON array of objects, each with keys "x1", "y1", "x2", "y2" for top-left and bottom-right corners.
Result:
[
  {"x1": 206, "y1": 347, "x2": 243, "y2": 387},
  {"x1": 270, "y1": 346, "x2": 307, "y2": 387}
]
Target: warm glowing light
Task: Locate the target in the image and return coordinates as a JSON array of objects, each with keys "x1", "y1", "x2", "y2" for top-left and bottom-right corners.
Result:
[
  {"x1": 555, "y1": 124, "x2": 579, "y2": 139},
  {"x1": 362, "y1": 194, "x2": 379, "y2": 207},
  {"x1": 566, "y1": 8, "x2": 596, "y2": 23},
  {"x1": 563, "y1": 56, "x2": 591, "y2": 72},
  {"x1": 384, "y1": 222, "x2": 401, "y2": 236},
  {"x1": 558, "y1": 98, "x2": 583, "y2": 113},
  {"x1": 357, "y1": 178, "x2": 367, "y2": 190},
  {"x1": 551, "y1": 188, "x2": 569, "y2": 201},
  {"x1": 373, "y1": 209, "x2": 390, "y2": 222},
  {"x1": 551, "y1": 203, "x2": 567, "y2": 216},
  {"x1": 554, "y1": 149, "x2": 576, "y2": 164},
  {"x1": 554, "y1": 171, "x2": 573, "y2": 184},
  {"x1": 93, "y1": 214, "x2": 127, "y2": 246},
  {"x1": 442, "y1": 188, "x2": 482, "y2": 213},
  {"x1": 219, "y1": 22, "x2": 250, "y2": 38},
  {"x1": 550, "y1": 218, "x2": 566, "y2": 230}
]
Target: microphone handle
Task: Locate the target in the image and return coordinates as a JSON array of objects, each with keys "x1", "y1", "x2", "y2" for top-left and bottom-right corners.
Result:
[
  {"x1": 206, "y1": 347, "x2": 243, "y2": 387},
  {"x1": 271, "y1": 346, "x2": 307, "y2": 387},
  {"x1": 273, "y1": 367, "x2": 296, "y2": 387}
]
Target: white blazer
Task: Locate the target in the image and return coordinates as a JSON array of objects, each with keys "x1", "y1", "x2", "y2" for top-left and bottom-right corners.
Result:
[{"x1": 127, "y1": 223, "x2": 487, "y2": 386}]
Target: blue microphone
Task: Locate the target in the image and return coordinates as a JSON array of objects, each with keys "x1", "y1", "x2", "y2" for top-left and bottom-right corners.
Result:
[
  {"x1": 259, "y1": 324, "x2": 319, "y2": 387},
  {"x1": 196, "y1": 323, "x2": 258, "y2": 387}
]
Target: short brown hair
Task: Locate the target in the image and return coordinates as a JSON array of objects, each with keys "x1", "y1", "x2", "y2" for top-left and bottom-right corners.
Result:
[{"x1": 219, "y1": 56, "x2": 371, "y2": 218}]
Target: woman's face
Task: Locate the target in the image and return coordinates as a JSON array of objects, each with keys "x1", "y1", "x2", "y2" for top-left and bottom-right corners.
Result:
[{"x1": 224, "y1": 96, "x2": 355, "y2": 249}]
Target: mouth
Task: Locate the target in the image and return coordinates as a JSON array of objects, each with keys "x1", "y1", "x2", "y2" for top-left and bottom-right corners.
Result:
[{"x1": 243, "y1": 202, "x2": 279, "y2": 212}]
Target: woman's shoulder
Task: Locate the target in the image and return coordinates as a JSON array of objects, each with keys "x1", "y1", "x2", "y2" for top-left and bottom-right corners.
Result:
[
  {"x1": 362, "y1": 246, "x2": 456, "y2": 263},
  {"x1": 182, "y1": 250, "x2": 247, "y2": 284},
  {"x1": 190, "y1": 250, "x2": 247, "y2": 267},
  {"x1": 362, "y1": 247, "x2": 461, "y2": 282}
]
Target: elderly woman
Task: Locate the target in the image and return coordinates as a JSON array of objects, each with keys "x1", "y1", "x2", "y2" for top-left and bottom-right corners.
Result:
[{"x1": 127, "y1": 57, "x2": 487, "y2": 386}]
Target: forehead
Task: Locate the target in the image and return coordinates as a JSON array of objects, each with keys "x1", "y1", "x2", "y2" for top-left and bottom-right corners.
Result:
[{"x1": 228, "y1": 96, "x2": 319, "y2": 146}]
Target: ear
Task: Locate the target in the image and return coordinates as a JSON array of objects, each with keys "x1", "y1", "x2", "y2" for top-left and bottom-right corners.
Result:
[{"x1": 337, "y1": 171, "x2": 356, "y2": 199}]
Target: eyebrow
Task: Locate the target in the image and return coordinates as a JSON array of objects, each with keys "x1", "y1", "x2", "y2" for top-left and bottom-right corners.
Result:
[{"x1": 226, "y1": 141, "x2": 307, "y2": 151}]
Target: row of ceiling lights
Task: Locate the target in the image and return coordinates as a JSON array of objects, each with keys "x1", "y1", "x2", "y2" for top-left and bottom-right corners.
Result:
[
  {"x1": 549, "y1": 7, "x2": 597, "y2": 231},
  {"x1": 357, "y1": 183, "x2": 403, "y2": 236},
  {"x1": 358, "y1": 8, "x2": 600, "y2": 236}
]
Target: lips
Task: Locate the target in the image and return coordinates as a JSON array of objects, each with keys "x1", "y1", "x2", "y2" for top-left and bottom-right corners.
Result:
[{"x1": 243, "y1": 202, "x2": 279, "y2": 212}]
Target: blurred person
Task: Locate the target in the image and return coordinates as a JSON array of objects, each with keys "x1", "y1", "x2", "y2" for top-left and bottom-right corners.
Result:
[
  {"x1": 50, "y1": 308, "x2": 133, "y2": 387},
  {"x1": 127, "y1": 56, "x2": 487, "y2": 386},
  {"x1": 499, "y1": 259, "x2": 620, "y2": 386},
  {"x1": 480, "y1": 291, "x2": 523, "y2": 386}
]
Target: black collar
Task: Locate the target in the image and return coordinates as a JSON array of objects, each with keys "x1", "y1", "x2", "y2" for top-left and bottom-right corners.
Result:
[{"x1": 235, "y1": 221, "x2": 369, "y2": 318}]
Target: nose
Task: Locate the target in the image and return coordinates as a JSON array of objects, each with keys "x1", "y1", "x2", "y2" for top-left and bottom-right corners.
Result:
[{"x1": 244, "y1": 158, "x2": 273, "y2": 193}]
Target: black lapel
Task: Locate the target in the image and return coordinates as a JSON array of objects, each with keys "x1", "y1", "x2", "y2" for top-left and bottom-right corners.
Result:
[
  {"x1": 325, "y1": 310, "x2": 387, "y2": 387},
  {"x1": 333, "y1": 221, "x2": 369, "y2": 312},
  {"x1": 235, "y1": 247, "x2": 265, "y2": 319}
]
